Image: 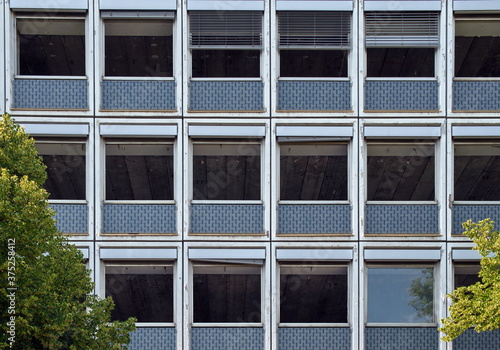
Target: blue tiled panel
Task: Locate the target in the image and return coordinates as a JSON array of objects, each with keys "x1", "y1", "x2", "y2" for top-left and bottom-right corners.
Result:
[
  {"x1": 190, "y1": 204, "x2": 264, "y2": 234},
  {"x1": 365, "y1": 81, "x2": 439, "y2": 111},
  {"x1": 277, "y1": 81, "x2": 351, "y2": 111},
  {"x1": 189, "y1": 81, "x2": 264, "y2": 111},
  {"x1": 365, "y1": 327, "x2": 439, "y2": 350},
  {"x1": 101, "y1": 80, "x2": 176, "y2": 110},
  {"x1": 454, "y1": 329, "x2": 500, "y2": 350},
  {"x1": 278, "y1": 327, "x2": 350, "y2": 350},
  {"x1": 191, "y1": 327, "x2": 263, "y2": 350},
  {"x1": 50, "y1": 204, "x2": 88, "y2": 234},
  {"x1": 102, "y1": 204, "x2": 176, "y2": 234},
  {"x1": 453, "y1": 81, "x2": 500, "y2": 111},
  {"x1": 452, "y1": 205, "x2": 500, "y2": 234},
  {"x1": 129, "y1": 327, "x2": 176, "y2": 350},
  {"x1": 13, "y1": 79, "x2": 87, "y2": 109},
  {"x1": 365, "y1": 204, "x2": 439, "y2": 234},
  {"x1": 278, "y1": 204, "x2": 351, "y2": 234}
]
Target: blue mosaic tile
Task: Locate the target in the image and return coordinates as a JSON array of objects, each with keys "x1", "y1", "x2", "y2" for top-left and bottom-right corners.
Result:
[
  {"x1": 277, "y1": 81, "x2": 351, "y2": 111},
  {"x1": 102, "y1": 204, "x2": 176, "y2": 234},
  {"x1": 365, "y1": 327, "x2": 439, "y2": 350},
  {"x1": 191, "y1": 327, "x2": 263, "y2": 350},
  {"x1": 13, "y1": 79, "x2": 87, "y2": 109},
  {"x1": 278, "y1": 327, "x2": 350, "y2": 350},
  {"x1": 190, "y1": 204, "x2": 264, "y2": 234},
  {"x1": 278, "y1": 204, "x2": 351, "y2": 234},
  {"x1": 189, "y1": 81, "x2": 264, "y2": 111},
  {"x1": 365, "y1": 204, "x2": 439, "y2": 234},
  {"x1": 101, "y1": 80, "x2": 176, "y2": 110},
  {"x1": 129, "y1": 327, "x2": 176, "y2": 350},
  {"x1": 50, "y1": 204, "x2": 88, "y2": 234},
  {"x1": 452, "y1": 205, "x2": 500, "y2": 235},
  {"x1": 365, "y1": 81, "x2": 439, "y2": 111},
  {"x1": 453, "y1": 329, "x2": 500, "y2": 350},
  {"x1": 453, "y1": 81, "x2": 500, "y2": 111}
]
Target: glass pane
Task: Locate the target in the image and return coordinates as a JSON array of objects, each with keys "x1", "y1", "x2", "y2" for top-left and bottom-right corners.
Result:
[
  {"x1": 36, "y1": 142, "x2": 86, "y2": 200},
  {"x1": 280, "y1": 144, "x2": 347, "y2": 200},
  {"x1": 193, "y1": 143, "x2": 261, "y2": 200},
  {"x1": 454, "y1": 265, "x2": 481, "y2": 289},
  {"x1": 368, "y1": 267, "x2": 434, "y2": 323},
  {"x1": 105, "y1": 143, "x2": 174, "y2": 200},
  {"x1": 280, "y1": 265, "x2": 347, "y2": 323},
  {"x1": 192, "y1": 50, "x2": 260, "y2": 78},
  {"x1": 193, "y1": 265, "x2": 261, "y2": 323},
  {"x1": 367, "y1": 48, "x2": 435, "y2": 77},
  {"x1": 17, "y1": 18, "x2": 85, "y2": 76},
  {"x1": 280, "y1": 50, "x2": 348, "y2": 78},
  {"x1": 105, "y1": 19, "x2": 173, "y2": 77},
  {"x1": 105, "y1": 265, "x2": 173, "y2": 323},
  {"x1": 454, "y1": 144, "x2": 500, "y2": 201},
  {"x1": 367, "y1": 143, "x2": 435, "y2": 201}
]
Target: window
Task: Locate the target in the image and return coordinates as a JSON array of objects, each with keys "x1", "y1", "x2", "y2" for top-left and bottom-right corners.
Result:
[
  {"x1": 280, "y1": 264, "x2": 347, "y2": 323},
  {"x1": 454, "y1": 265, "x2": 480, "y2": 289},
  {"x1": 35, "y1": 140, "x2": 86, "y2": 200},
  {"x1": 192, "y1": 142, "x2": 261, "y2": 200},
  {"x1": 103, "y1": 14, "x2": 174, "y2": 77},
  {"x1": 189, "y1": 11, "x2": 262, "y2": 78},
  {"x1": 455, "y1": 17, "x2": 500, "y2": 77},
  {"x1": 367, "y1": 266, "x2": 435, "y2": 324},
  {"x1": 193, "y1": 264, "x2": 261, "y2": 323},
  {"x1": 454, "y1": 143, "x2": 500, "y2": 201},
  {"x1": 105, "y1": 141, "x2": 174, "y2": 200},
  {"x1": 17, "y1": 16, "x2": 85, "y2": 76},
  {"x1": 105, "y1": 264, "x2": 173, "y2": 322},
  {"x1": 280, "y1": 143, "x2": 348, "y2": 201},
  {"x1": 367, "y1": 142, "x2": 435, "y2": 201},
  {"x1": 278, "y1": 11, "x2": 351, "y2": 78},
  {"x1": 365, "y1": 12, "x2": 439, "y2": 77}
]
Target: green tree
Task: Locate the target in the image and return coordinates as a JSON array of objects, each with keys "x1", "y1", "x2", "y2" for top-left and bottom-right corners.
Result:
[
  {"x1": 0, "y1": 114, "x2": 135, "y2": 349},
  {"x1": 440, "y1": 218, "x2": 500, "y2": 341}
]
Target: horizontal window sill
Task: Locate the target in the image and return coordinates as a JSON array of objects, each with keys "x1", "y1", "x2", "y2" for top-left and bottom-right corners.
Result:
[
  {"x1": 366, "y1": 201, "x2": 438, "y2": 205},
  {"x1": 365, "y1": 77, "x2": 437, "y2": 82},
  {"x1": 191, "y1": 200, "x2": 263, "y2": 205},
  {"x1": 15, "y1": 75, "x2": 87, "y2": 80},
  {"x1": 192, "y1": 323, "x2": 263, "y2": 328},
  {"x1": 453, "y1": 201, "x2": 500, "y2": 205},
  {"x1": 453, "y1": 77, "x2": 500, "y2": 82},
  {"x1": 278, "y1": 323, "x2": 350, "y2": 328},
  {"x1": 49, "y1": 200, "x2": 87, "y2": 204},
  {"x1": 190, "y1": 77, "x2": 262, "y2": 82},
  {"x1": 279, "y1": 201, "x2": 350, "y2": 205},
  {"x1": 102, "y1": 76, "x2": 175, "y2": 81},
  {"x1": 104, "y1": 200, "x2": 176, "y2": 205},
  {"x1": 366, "y1": 323, "x2": 438, "y2": 328},
  {"x1": 278, "y1": 77, "x2": 350, "y2": 82},
  {"x1": 135, "y1": 322, "x2": 175, "y2": 328}
]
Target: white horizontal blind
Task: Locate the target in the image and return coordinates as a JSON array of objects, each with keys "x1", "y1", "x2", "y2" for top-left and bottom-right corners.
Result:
[
  {"x1": 279, "y1": 11, "x2": 351, "y2": 49},
  {"x1": 189, "y1": 11, "x2": 262, "y2": 48},
  {"x1": 365, "y1": 11, "x2": 439, "y2": 48}
]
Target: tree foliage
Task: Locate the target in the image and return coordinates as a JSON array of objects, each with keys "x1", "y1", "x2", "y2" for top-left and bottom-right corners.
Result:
[
  {"x1": 440, "y1": 218, "x2": 500, "y2": 341},
  {"x1": 0, "y1": 114, "x2": 135, "y2": 349}
]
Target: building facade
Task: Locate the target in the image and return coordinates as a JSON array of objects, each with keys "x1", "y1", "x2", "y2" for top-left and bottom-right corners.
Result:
[{"x1": 2, "y1": 0, "x2": 500, "y2": 348}]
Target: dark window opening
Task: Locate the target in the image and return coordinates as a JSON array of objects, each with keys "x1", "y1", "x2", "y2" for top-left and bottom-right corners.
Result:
[
  {"x1": 280, "y1": 143, "x2": 348, "y2": 200},
  {"x1": 18, "y1": 18, "x2": 85, "y2": 76},
  {"x1": 367, "y1": 143, "x2": 435, "y2": 201},
  {"x1": 193, "y1": 265, "x2": 261, "y2": 323},
  {"x1": 105, "y1": 142, "x2": 174, "y2": 201},
  {"x1": 36, "y1": 142, "x2": 86, "y2": 200},
  {"x1": 106, "y1": 265, "x2": 173, "y2": 323},
  {"x1": 280, "y1": 50, "x2": 348, "y2": 78},
  {"x1": 105, "y1": 19, "x2": 173, "y2": 77},
  {"x1": 192, "y1": 50, "x2": 260, "y2": 78},
  {"x1": 455, "y1": 265, "x2": 481, "y2": 289},
  {"x1": 367, "y1": 48, "x2": 435, "y2": 77},
  {"x1": 280, "y1": 265, "x2": 348, "y2": 323}
]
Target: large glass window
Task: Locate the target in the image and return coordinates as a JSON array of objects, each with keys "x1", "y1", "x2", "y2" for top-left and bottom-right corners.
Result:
[
  {"x1": 104, "y1": 17, "x2": 174, "y2": 77},
  {"x1": 280, "y1": 264, "x2": 347, "y2": 323},
  {"x1": 105, "y1": 264, "x2": 173, "y2": 323},
  {"x1": 454, "y1": 143, "x2": 500, "y2": 201},
  {"x1": 367, "y1": 266, "x2": 435, "y2": 324},
  {"x1": 105, "y1": 141, "x2": 174, "y2": 200},
  {"x1": 367, "y1": 142, "x2": 435, "y2": 201},
  {"x1": 189, "y1": 11, "x2": 262, "y2": 78},
  {"x1": 455, "y1": 17, "x2": 500, "y2": 78},
  {"x1": 278, "y1": 11, "x2": 351, "y2": 78},
  {"x1": 17, "y1": 16, "x2": 85, "y2": 76},
  {"x1": 192, "y1": 142, "x2": 261, "y2": 200},
  {"x1": 193, "y1": 264, "x2": 261, "y2": 323},
  {"x1": 35, "y1": 140, "x2": 86, "y2": 200},
  {"x1": 365, "y1": 12, "x2": 439, "y2": 77},
  {"x1": 280, "y1": 143, "x2": 348, "y2": 201}
]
